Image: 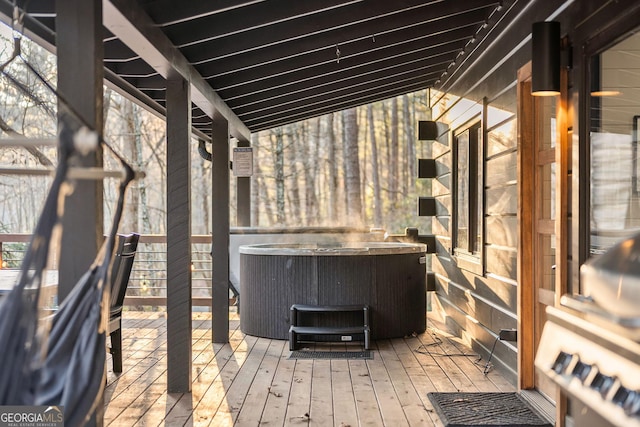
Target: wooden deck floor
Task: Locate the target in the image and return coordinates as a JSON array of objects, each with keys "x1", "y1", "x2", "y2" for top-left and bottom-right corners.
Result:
[{"x1": 104, "y1": 310, "x2": 515, "y2": 426}]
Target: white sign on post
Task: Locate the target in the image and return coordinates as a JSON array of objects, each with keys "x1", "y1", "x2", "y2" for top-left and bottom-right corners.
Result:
[{"x1": 233, "y1": 147, "x2": 253, "y2": 177}]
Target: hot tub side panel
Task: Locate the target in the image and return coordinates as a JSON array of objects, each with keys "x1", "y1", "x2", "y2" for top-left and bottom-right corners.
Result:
[
  {"x1": 372, "y1": 253, "x2": 427, "y2": 338},
  {"x1": 240, "y1": 254, "x2": 319, "y2": 339},
  {"x1": 316, "y1": 255, "x2": 375, "y2": 331}
]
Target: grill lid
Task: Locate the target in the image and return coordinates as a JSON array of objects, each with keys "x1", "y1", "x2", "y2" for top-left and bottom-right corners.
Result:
[{"x1": 581, "y1": 232, "x2": 640, "y2": 318}]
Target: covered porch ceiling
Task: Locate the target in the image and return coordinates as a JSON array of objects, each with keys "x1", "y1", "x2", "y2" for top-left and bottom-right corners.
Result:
[{"x1": 0, "y1": 0, "x2": 515, "y2": 139}]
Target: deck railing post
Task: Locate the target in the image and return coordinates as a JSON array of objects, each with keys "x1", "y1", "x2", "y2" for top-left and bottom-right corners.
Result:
[
  {"x1": 166, "y1": 75, "x2": 192, "y2": 392},
  {"x1": 212, "y1": 112, "x2": 230, "y2": 343}
]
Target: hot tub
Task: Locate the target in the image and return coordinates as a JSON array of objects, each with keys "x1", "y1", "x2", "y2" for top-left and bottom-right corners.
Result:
[{"x1": 239, "y1": 242, "x2": 427, "y2": 340}]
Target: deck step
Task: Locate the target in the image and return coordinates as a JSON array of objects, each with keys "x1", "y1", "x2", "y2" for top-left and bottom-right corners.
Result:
[
  {"x1": 289, "y1": 304, "x2": 370, "y2": 351},
  {"x1": 290, "y1": 304, "x2": 367, "y2": 313}
]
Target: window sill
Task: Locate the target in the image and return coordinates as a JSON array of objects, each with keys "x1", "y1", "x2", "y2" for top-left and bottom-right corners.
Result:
[{"x1": 453, "y1": 250, "x2": 483, "y2": 276}]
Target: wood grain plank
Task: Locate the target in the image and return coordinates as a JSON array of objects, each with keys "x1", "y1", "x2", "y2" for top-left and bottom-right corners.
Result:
[
  {"x1": 209, "y1": 337, "x2": 271, "y2": 426},
  {"x1": 186, "y1": 333, "x2": 259, "y2": 426},
  {"x1": 110, "y1": 317, "x2": 212, "y2": 426},
  {"x1": 350, "y1": 360, "x2": 385, "y2": 426},
  {"x1": 235, "y1": 339, "x2": 286, "y2": 425},
  {"x1": 389, "y1": 338, "x2": 444, "y2": 426},
  {"x1": 414, "y1": 331, "x2": 476, "y2": 393},
  {"x1": 366, "y1": 340, "x2": 410, "y2": 427},
  {"x1": 284, "y1": 359, "x2": 314, "y2": 426},
  {"x1": 331, "y1": 359, "x2": 359, "y2": 427},
  {"x1": 376, "y1": 339, "x2": 433, "y2": 426},
  {"x1": 309, "y1": 360, "x2": 334, "y2": 426},
  {"x1": 170, "y1": 320, "x2": 249, "y2": 425},
  {"x1": 259, "y1": 349, "x2": 296, "y2": 425}
]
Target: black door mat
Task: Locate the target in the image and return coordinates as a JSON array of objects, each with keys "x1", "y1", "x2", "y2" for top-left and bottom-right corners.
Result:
[
  {"x1": 427, "y1": 392, "x2": 552, "y2": 427},
  {"x1": 289, "y1": 350, "x2": 373, "y2": 360}
]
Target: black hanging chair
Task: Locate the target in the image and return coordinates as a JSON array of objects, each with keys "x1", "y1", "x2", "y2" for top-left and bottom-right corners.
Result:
[{"x1": 0, "y1": 20, "x2": 137, "y2": 426}]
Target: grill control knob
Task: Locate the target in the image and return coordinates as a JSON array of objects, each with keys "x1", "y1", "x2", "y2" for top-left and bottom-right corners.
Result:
[
  {"x1": 590, "y1": 372, "x2": 615, "y2": 398},
  {"x1": 623, "y1": 391, "x2": 640, "y2": 416},
  {"x1": 612, "y1": 386, "x2": 631, "y2": 407},
  {"x1": 551, "y1": 352, "x2": 574, "y2": 374},
  {"x1": 571, "y1": 360, "x2": 592, "y2": 383}
]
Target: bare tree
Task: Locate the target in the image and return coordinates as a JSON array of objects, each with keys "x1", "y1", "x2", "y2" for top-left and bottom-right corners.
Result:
[
  {"x1": 390, "y1": 97, "x2": 399, "y2": 205},
  {"x1": 250, "y1": 133, "x2": 261, "y2": 225},
  {"x1": 119, "y1": 97, "x2": 140, "y2": 234},
  {"x1": 325, "y1": 113, "x2": 338, "y2": 223},
  {"x1": 368, "y1": 104, "x2": 382, "y2": 226},
  {"x1": 284, "y1": 124, "x2": 301, "y2": 223},
  {"x1": 304, "y1": 118, "x2": 320, "y2": 224},
  {"x1": 342, "y1": 108, "x2": 362, "y2": 223},
  {"x1": 271, "y1": 127, "x2": 285, "y2": 224},
  {"x1": 403, "y1": 94, "x2": 416, "y2": 191}
]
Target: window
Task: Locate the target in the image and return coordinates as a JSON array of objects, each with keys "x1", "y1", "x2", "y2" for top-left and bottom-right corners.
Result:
[
  {"x1": 454, "y1": 121, "x2": 483, "y2": 258},
  {"x1": 589, "y1": 31, "x2": 640, "y2": 256}
]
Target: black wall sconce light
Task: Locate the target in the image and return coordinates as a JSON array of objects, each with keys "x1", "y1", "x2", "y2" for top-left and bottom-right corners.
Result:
[{"x1": 531, "y1": 21, "x2": 561, "y2": 96}]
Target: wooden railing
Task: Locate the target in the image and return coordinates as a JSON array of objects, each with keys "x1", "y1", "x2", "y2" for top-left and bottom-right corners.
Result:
[{"x1": 0, "y1": 233, "x2": 214, "y2": 308}]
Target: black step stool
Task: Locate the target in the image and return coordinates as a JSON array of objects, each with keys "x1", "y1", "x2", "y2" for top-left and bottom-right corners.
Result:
[{"x1": 289, "y1": 304, "x2": 370, "y2": 351}]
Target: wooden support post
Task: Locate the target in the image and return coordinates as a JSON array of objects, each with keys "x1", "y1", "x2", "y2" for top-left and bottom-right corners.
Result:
[
  {"x1": 236, "y1": 137, "x2": 251, "y2": 227},
  {"x1": 212, "y1": 112, "x2": 230, "y2": 343},
  {"x1": 166, "y1": 76, "x2": 192, "y2": 392},
  {"x1": 56, "y1": 0, "x2": 104, "y2": 302}
]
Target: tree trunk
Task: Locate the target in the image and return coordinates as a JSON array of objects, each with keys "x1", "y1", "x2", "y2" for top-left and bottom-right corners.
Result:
[
  {"x1": 121, "y1": 99, "x2": 140, "y2": 234},
  {"x1": 342, "y1": 108, "x2": 362, "y2": 224},
  {"x1": 250, "y1": 133, "x2": 261, "y2": 226},
  {"x1": 325, "y1": 113, "x2": 338, "y2": 223},
  {"x1": 272, "y1": 127, "x2": 285, "y2": 224},
  {"x1": 404, "y1": 94, "x2": 416, "y2": 191},
  {"x1": 368, "y1": 104, "x2": 382, "y2": 227},
  {"x1": 390, "y1": 97, "x2": 399, "y2": 205},
  {"x1": 304, "y1": 118, "x2": 320, "y2": 224},
  {"x1": 285, "y1": 124, "x2": 301, "y2": 224}
]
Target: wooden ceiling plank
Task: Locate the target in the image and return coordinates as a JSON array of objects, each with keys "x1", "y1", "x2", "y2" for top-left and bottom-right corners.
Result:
[
  {"x1": 232, "y1": 65, "x2": 447, "y2": 120},
  {"x1": 164, "y1": 0, "x2": 363, "y2": 47},
  {"x1": 220, "y1": 39, "x2": 466, "y2": 104},
  {"x1": 237, "y1": 68, "x2": 442, "y2": 123},
  {"x1": 250, "y1": 80, "x2": 433, "y2": 132},
  {"x1": 197, "y1": 8, "x2": 488, "y2": 79},
  {"x1": 211, "y1": 28, "x2": 473, "y2": 94},
  {"x1": 181, "y1": 0, "x2": 498, "y2": 65},
  {"x1": 143, "y1": 0, "x2": 267, "y2": 27}
]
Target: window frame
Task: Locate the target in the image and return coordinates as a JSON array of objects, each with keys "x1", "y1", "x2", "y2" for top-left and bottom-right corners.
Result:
[{"x1": 452, "y1": 119, "x2": 484, "y2": 273}]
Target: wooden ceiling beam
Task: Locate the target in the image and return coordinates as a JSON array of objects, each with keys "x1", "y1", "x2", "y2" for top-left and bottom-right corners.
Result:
[{"x1": 104, "y1": 0, "x2": 250, "y2": 140}]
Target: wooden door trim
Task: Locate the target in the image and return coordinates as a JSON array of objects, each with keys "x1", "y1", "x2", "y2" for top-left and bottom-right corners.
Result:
[
  {"x1": 554, "y1": 62, "x2": 571, "y2": 427},
  {"x1": 517, "y1": 61, "x2": 570, "y2": 425},
  {"x1": 517, "y1": 62, "x2": 535, "y2": 390}
]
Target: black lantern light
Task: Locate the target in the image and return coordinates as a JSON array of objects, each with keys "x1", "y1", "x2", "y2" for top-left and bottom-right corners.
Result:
[{"x1": 531, "y1": 21, "x2": 561, "y2": 96}]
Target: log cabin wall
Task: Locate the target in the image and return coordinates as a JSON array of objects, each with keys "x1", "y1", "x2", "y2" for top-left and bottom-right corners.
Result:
[{"x1": 425, "y1": 0, "x2": 634, "y2": 385}]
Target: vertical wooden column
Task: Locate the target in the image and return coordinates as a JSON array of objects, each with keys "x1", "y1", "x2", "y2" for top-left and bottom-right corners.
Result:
[
  {"x1": 236, "y1": 137, "x2": 251, "y2": 227},
  {"x1": 166, "y1": 76, "x2": 192, "y2": 392},
  {"x1": 212, "y1": 112, "x2": 230, "y2": 343},
  {"x1": 56, "y1": 0, "x2": 104, "y2": 301}
]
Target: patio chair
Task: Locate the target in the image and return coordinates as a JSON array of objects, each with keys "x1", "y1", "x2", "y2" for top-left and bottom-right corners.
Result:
[{"x1": 107, "y1": 232, "x2": 140, "y2": 373}]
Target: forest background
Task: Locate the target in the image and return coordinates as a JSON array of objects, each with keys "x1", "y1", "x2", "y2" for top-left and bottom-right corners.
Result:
[{"x1": 0, "y1": 25, "x2": 434, "y2": 246}]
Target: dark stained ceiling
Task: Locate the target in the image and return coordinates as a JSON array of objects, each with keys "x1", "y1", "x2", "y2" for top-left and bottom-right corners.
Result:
[{"x1": 0, "y1": 0, "x2": 513, "y2": 139}]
